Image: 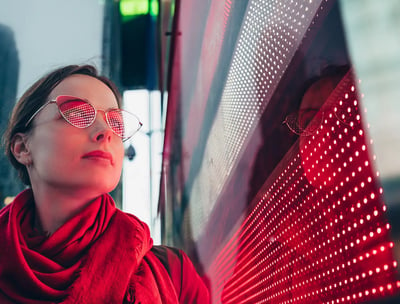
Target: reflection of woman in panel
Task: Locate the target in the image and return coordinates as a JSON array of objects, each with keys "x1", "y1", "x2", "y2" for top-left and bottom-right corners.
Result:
[
  {"x1": 297, "y1": 68, "x2": 348, "y2": 189},
  {"x1": 0, "y1": 65, "x2": 209, "y2": 303}
]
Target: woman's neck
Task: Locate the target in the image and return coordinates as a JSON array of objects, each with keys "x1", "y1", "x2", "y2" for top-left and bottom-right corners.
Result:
[{"x1": 30, "y1": 184, "x2": 97, "y2": 235}]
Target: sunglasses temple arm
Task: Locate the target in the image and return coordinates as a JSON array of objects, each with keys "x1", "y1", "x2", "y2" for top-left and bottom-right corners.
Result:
[{"x1": 24, "y1": 100, "x2": 56, "y2": 127}]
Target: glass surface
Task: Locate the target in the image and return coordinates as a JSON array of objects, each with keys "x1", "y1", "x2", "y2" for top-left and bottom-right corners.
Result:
[{"x1": 160, "y1": 0, "x2": 400, "y2": 302}]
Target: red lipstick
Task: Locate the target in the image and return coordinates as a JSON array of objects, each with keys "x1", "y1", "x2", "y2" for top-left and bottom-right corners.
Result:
[{"x1": 82, "y1": 150, "x2": 114, "y2": 164}]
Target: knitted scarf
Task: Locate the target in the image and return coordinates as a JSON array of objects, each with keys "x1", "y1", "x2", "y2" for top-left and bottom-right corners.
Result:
[{"x1": 0, "y1": 189, "x2": 178, "y2": 303}]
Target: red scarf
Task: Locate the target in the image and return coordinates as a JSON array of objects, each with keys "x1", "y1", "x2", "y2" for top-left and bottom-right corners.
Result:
[{"x1": 0, "y1": 189, "x2": 179, "y2": 303}]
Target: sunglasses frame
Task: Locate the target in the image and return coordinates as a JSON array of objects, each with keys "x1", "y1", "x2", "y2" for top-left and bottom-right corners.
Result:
[
  {"x1": 282, "y1": 108, "x2": 324, "y2": 136},
  {"x1": 25, "y1": 95, "x2": 143, "y2": 140}
]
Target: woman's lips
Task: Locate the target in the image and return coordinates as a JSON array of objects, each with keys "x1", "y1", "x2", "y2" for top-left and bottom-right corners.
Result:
[{"x1": 82, "y1": 150, "x2": 114, "y2": 165}]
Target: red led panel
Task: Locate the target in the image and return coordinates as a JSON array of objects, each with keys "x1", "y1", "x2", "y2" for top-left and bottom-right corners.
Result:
[{"x1": 207, "y1": 71, "x2": 400, "y2": 303}]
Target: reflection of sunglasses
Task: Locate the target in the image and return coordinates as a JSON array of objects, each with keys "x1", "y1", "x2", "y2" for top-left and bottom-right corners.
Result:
[
  {"x1": 282, "y1": 108, "x2": 324, "y2": 136},
  {"x1": 25, "y1": 95, "x2": 143, "y2": 141}
]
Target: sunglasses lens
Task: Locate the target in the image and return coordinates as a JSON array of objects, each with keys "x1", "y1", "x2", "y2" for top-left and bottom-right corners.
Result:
[
  {"x1": 107, "y1": 110, "x2": 142, "y2": 140},
  {"x1": 107, "y1": 110, "x2": 125, "y2": 137},
  {"x1": 57, "y1": 97, "x2": 95, "y2": 128}
]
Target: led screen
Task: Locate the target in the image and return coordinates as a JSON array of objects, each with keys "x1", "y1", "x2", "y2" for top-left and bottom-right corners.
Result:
[{"x1": 160, "y1": 0, "x2": 400, "y2": 303}]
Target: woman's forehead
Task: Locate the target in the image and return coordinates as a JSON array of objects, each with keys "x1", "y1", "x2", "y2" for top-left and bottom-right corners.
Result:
[{"x1": 49, "y1": 74, "x2": 118, "y2": 108}]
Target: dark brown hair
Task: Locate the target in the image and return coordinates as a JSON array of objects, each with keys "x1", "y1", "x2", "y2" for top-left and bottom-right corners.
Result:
[{"x1": 2, "y1": 64, "x2": 122, "y2": 186}]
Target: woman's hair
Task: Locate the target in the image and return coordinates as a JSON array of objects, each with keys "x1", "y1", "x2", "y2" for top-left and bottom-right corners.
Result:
[{"x1": 2, "y1": 64, "x2": 122, "y2": 186}]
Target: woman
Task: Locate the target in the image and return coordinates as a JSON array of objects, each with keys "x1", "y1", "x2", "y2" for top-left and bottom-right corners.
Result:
[{"x1": 0, "y1": 64, "x2": 209, "y2": 303}]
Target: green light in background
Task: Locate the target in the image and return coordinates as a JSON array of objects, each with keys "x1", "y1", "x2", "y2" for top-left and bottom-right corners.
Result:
[
  {"x1": 120, "y1": 0, "x2": 148, "y2": 16},
  {"x1": 120, "y1": 0, "x2": 158, "y2": 19},
  {"x1": 150, "y1": 0, "x2": 159, "y2": 16}
]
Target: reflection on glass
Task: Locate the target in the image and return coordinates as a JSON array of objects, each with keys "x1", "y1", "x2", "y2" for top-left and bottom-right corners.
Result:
[
  {"x1": 283, "y1": 108, "x2": 324, "y2": 136},
  {"x1": 159, "y1": 0, "x2": 400, "y2": 302},
  {"x1": 213, "y1": 71, "x2": 400, "y2": 303}
]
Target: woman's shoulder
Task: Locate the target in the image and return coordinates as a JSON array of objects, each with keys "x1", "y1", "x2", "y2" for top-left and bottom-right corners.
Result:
[
  {"x1": 148, "y1": 245, "x2": 210, "y2": 303},
  {"x1": 147, "y1": 245, "x2": 186, "y2": 285},
  {"x1": 150, "y1": 245, "x2": 182, "y2": 266}
]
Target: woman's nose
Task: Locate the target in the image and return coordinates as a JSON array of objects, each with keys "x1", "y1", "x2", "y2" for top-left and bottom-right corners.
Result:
[{"x1": 90, "y1": 113, "x2": 114, "y2": 142}]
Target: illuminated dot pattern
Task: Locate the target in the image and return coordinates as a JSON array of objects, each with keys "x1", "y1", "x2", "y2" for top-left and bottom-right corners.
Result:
[
  {"x1": 189, "y1": 0, "x2": 323, "y2": 239},
  {"x1": 208, "y1": 72, "x2": 400, "y2": 303}
]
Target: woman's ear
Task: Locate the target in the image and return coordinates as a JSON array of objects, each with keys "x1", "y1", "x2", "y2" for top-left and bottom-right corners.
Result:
[{"x1": 11, "y1": 133, "x2": 32, "y2": 166}]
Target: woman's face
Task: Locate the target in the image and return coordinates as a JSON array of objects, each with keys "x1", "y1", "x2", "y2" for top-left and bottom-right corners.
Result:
[{"x1": 25, "y1": 74, "x2": 124, "y2": 196}]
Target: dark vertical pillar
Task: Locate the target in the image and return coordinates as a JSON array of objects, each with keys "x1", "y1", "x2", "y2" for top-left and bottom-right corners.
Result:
[{"x1": 0, "y1": 24, "x2": 24, "y2": 208}]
